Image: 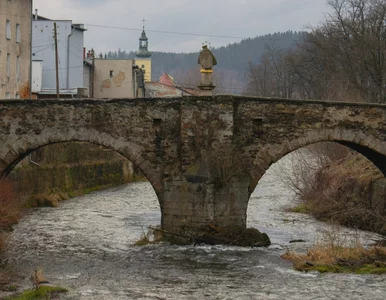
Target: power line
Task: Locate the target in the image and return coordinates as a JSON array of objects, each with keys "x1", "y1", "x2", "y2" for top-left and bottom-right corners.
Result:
[
  {"x1": 84, "y1": 23, "x2": 302, "y2": 42},
  {"x1": 71, "y1": 44, "x2": 83, "y2": 53},
  {"x1": 32, "y1": 45, "x2": 53, "y2": 55},
  {"x1": 58, "y1": 39, "x2": 83, "y2": 60},
  {"x1": 42, "y1": 65, "x2": 83, "y2": 72},
  {"x1": 32, "y1": 43, "x2": 53, "y2": 49},
  {"x1": 0, "y1": 11, "x2": 302, "y2": 42},
  {"x1": 84, "y1": 23, "x2": 246, "y2": 39}
]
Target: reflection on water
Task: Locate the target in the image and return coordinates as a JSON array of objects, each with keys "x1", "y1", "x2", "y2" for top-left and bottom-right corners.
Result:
[{"x1": 3, "y1": 155, "x2": 386, "y2": 299}]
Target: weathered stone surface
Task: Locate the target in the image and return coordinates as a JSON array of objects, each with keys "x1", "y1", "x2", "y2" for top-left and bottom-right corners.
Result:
[{"x1": 1, "y1": 96, "x2": 386, "y2": 233}]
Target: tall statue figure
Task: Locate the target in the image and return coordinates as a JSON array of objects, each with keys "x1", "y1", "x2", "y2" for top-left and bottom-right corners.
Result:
[
  {"x1": 198, "y1": 45, "x2": 217, "y2": 70},
  {"x1": 198, "y1": 45, "x2": 217, "y2": 94}
]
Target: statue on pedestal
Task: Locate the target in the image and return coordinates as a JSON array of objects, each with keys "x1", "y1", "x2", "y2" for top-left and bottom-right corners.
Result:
[{"x1": 198, "y1": 45, "x2": 217, "y2": 94}]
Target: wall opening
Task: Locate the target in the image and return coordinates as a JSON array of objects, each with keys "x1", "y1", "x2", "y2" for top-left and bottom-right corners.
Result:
[
  {"x1": 247, "y1": 141, "x2": 386, "y2": 244},
  {"x1": 1, "y1": 141, "x2": 162, "y2": 248}
]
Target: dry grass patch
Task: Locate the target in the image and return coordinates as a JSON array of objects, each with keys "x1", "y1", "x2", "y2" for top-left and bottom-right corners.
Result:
[
  {"x1": 282, "y1": 223, "x2": 386, "y2": 274},
  {"x1": 282, "y1": 245, "x2": 386, "y2": 274}
]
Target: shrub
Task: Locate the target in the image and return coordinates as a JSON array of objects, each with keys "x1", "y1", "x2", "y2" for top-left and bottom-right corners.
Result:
[{"x1": 277, "y1": 142, "x2": 386, "y2": 234}]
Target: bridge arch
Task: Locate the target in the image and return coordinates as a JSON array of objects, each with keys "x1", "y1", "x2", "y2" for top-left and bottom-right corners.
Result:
[
  {"x1": 0, "y1": 127, "x2": 164, "y2": 202},
  {"x1": 248, "y1": 128, "x2": 386, "y2": 193}
]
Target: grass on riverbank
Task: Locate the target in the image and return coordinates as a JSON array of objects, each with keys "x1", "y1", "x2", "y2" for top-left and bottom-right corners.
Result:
[
  {"x1": 26, "y1": 185, "x2": 116, "y2": 208},
  {"x1": 26, "y1": 181, "x2": 149, "y2": 208},
  {"x1": 6, "y1": 286, "x2": 67, "y2": 300},
  {"x1": 281, "y1": 245, "x2": 386, "y2": 274}
]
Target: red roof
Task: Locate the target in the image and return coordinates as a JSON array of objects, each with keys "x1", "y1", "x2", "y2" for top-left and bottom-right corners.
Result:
[{"x1": 158, "y1": 73, "x2": 175, "y2": 87}]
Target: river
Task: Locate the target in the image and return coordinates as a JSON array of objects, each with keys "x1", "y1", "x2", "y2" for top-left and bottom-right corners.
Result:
[{"x1": 2, "y1": 155, "x2": 386, "y2": 299}]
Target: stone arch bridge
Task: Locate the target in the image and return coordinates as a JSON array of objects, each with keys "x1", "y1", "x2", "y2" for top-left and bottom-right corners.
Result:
[{"x1": 1, "y1": 96, "x2": 385, "y2": 233}]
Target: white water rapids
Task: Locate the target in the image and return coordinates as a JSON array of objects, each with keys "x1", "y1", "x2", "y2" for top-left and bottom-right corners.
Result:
[{"x1": 2, "y1": 154, "x2": 385, "y2": 299}]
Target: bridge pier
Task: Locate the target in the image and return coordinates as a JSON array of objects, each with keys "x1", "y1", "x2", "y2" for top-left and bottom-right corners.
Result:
[{"x1": 162, "y1": 179, "x2": 250, "y2": 233}]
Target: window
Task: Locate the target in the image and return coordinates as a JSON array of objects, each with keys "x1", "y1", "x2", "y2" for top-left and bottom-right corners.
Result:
[
  {"x1": 5, "y1": 92, "x2": 11, "y2": 99},
  {"x1": 16, "y1": 24, "x2": 20, "y2": 43},
  {"x1": 110, "y1": 70, "x2": 114, "y2": 78},
  {"x1": 6, "y1": 20, "x2": 11, "y2": 39},
  {"x1": 16, "y1": 56, "x2": 20, "y2": 81},
  {"x1": 6, "y1": 54, "x2": 10, "y2": 77},
  {"x1": 15, "y1": 93, "x2": 20, "y2": 99}
]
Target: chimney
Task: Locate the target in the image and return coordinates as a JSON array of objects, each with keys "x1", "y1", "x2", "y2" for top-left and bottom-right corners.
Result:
[{"x1": 34, "y1": 9, "x2": 38, "y2": 21}]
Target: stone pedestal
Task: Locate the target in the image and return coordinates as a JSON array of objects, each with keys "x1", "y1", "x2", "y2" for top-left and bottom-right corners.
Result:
[{"x1": 198, "y1": 70, "x2": 215, "y2": 96}]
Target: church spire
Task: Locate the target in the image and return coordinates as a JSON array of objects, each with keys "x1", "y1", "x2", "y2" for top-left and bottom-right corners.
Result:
[{"x1": 135, "y1": 19, "x2": 152, "y2": 58}]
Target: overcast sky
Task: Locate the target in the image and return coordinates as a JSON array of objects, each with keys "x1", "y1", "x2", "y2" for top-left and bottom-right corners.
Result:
[{"x1": 33, "y1": 0, "x2": 330, "y2": 54}]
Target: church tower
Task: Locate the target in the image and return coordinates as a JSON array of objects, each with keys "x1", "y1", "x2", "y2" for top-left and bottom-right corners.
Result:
[{"x1": 135, "y1": 20, "x2": 152, "y2": 82}]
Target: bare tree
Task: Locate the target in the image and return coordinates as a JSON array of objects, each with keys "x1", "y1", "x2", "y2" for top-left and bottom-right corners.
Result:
[
  {"x1": 301, "y1": 0, "x2": 386, "y2": 103},
  {"x1": 213, "y1": 68, "x2": 245, "y2": 95},
  {"x1": 244, "y1": 59, "x2": 273, "y2": 97},
  {"x1": 244, "y1": 44, "x2": 299, "y2": 98}
]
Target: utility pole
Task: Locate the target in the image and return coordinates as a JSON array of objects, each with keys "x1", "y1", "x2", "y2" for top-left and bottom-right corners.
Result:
[
  {"x1": 54, "y1": 22, "x2": 59, "y2": 99},
  {"x1": 29, "y1": 0, "x2": 34, "y2": 99}
]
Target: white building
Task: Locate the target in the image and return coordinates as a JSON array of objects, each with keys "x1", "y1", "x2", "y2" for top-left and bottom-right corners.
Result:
[{"x1": 32, "y1": 13, "x2": 86, "y2": 98}]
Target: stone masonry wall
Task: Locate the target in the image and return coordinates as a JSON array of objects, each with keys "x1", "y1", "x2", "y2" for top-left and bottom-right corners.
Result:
[{"x1": 1, "y1": 97, "x2": 386, "y2": 232}]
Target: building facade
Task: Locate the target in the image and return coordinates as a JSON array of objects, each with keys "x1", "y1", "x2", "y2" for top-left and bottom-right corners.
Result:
[
  {"x1": 0, "y1": 0, "x2": 32, "y2": 99},
  {"x1": 32, "y1": 14, "x2": 86, "y2": 97},
  {"x1": 93, "y1": 59, "x2": 135, "y2": 98}
]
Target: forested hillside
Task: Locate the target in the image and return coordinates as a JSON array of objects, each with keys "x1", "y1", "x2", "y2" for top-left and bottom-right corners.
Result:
[{"x1": 106, "y1": 31, "x2": 302, "y2": 93}]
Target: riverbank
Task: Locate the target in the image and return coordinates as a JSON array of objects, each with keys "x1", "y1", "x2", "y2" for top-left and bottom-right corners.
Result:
[
  {"x1": 288, "y1": 152, "x2": 386, "y2": 235},
  {"x1": 281, "y1": 148, "x2": 386, "y2": 273},
  {"x1": 13, "y1": 142, "x2": 140, "y2": 207}
]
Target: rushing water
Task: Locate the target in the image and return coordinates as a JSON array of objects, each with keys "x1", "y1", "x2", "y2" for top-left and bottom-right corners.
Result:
[{"x1": 2, "y1": 156, "x2": 386, "y2": 299}]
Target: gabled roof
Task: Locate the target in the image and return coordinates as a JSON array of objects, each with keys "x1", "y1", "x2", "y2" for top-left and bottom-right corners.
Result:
[{"x1": 158, "y1": 73, "x2": 175, "y2": 87}]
